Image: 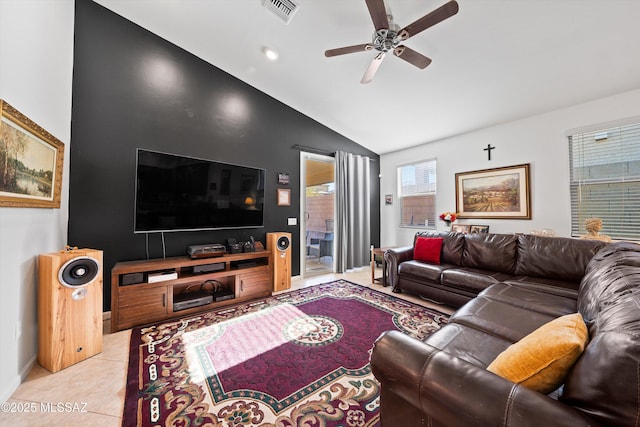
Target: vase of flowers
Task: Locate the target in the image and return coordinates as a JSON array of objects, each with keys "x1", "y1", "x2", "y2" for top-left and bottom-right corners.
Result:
[{"x1": 439, "y1": 211, "x2": 457, "y2": 230}]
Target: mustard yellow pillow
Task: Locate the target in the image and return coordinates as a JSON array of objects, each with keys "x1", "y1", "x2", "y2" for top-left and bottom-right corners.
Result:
[{"x1": 486, "y1": 313, "x2": 588, "y2": 394}]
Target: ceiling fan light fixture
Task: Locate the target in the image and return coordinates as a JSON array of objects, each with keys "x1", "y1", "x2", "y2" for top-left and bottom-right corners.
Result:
[{"x1": 372, "y1": 28, "x2": 399, "y2": 53}]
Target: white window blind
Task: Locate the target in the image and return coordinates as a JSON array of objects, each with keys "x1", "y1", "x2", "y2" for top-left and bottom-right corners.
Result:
[
  {"x1": 569, "y1": 121, "x2": 640, "y2": 240},
  {"x1": 398, "y1": 159, "x2": 436, "y2": 228}
]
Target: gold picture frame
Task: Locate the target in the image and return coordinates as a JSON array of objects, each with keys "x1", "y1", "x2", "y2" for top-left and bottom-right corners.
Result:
[
  {"x1": 455, "y1": 163, "x2": 531, "y2": 219},
  {"x1": 0, "y1": 100, "x2": 64, "y2": 208},
  {"x1": 277, "y1": 188, "x2": 291, "y2": 206}
]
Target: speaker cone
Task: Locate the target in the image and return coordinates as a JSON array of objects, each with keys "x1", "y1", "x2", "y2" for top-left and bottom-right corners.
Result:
[
  {"x1": 58, "y1": 256, "x2": 100, "y2": 288},
  {"x1": 276, "y1": 236, "x2": 290, "y2": 251}
]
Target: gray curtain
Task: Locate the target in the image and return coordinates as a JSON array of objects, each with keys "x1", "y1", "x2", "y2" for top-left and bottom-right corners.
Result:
[{"x1": 335, "y1": 151, "x2": 371, "y2": 273}]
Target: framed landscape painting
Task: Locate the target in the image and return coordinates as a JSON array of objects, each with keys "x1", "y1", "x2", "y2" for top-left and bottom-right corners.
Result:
[
  {"x1": 455, "y1": 163, "x2": 531, "y2": 219},
  {"x1": 0, "y1": 100, "x2": 64, "y2": 208}
]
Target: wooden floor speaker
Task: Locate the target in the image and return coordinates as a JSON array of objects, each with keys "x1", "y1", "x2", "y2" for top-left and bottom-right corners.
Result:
[
  {"x1": 38, "y1": 248, "x2": 103, "y2": 373},
  {"x1": 266, "y1": 232, "x2": 291, "y2": 292}
]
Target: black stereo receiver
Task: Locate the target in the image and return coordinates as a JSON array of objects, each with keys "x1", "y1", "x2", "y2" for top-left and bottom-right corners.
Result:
[
  {"x1": 193, "y1": 262, "x2": 225, "y2": 274},
  {"x1": 173, "y1": 291, "x2": 213, "y2": 311}
]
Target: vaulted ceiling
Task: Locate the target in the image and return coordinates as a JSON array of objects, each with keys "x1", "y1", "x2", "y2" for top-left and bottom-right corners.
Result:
[{"x1": 93, "y1": 0, "x2": 640, "y2": 154}]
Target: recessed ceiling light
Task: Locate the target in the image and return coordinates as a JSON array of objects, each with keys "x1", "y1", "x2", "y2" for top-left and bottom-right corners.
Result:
[{"x1": 262, "y1": 46, "x2": 279, "y2": 61}]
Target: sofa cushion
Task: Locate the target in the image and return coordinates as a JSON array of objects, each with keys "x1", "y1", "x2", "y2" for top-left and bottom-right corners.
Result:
[
  {"x1": 414, "y1": 236, "x2": 443, "y2": 264},
  {"x1": 480, "y1": 283, "x2": 577, "y2": 317},
  {"x1": 441, "y1": 267, "x2": 515, "y2": 294},
  {"x1": 515, "y1": 234, "x2": 606, "y2": 282},
  {"x1": 425, "y1": 322, "x2": 512, "y2": 367},
  {"x1": 561, "y1": 241, "x2": 640, "y2": 426},
  {"x1": 450, "y1": 296, "x2": 556, "y2": 342},
  {"x1": 462, "y1": 233, "x2": 518, "y2": 274},
  {"x1": 398, "y1": 260, "x2": 453, "y2": 282},
  {"x1": 505, "y1": 277, "x2": 580, "y2": 299},
  {"x1": 487, "y1": 313, "x2": 588, "y2": 394},
  {"x1": 578, "y1": 241, "x2": 640, "y2": 320}
]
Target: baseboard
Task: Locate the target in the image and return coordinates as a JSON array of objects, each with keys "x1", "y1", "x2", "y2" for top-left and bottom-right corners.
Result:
[
  {"x1": 20, "y1": 355, "x2": 36, "y2": 382},
  {"x1": 103, "y1": 311, "x2": 111, "y2": 321},
  {"x1": 0, "y1": 376, "x2": 21, "y2": 404},
  {"x1": 1, "y1": 355, "x2": 36, "y2": 404}
]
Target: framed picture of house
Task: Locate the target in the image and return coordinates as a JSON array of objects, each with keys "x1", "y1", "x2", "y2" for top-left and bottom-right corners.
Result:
[
  {"x1": 470, "y1": 225, "x2": 490, "y2": 233},
  {"x1": 0, "y1": 100, "x2": 64, "y2": 208},
  {"x1": 455, "y1": 163, "x2": 531, "y2": 219},
  {"x1": 451, "y1": 224, "x2": 470, "y2": 233}
]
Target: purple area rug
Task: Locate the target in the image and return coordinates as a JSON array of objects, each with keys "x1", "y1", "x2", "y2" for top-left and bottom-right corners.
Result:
[{"x1": 123, "y1": 280, "x2": 449, "y2": 426}]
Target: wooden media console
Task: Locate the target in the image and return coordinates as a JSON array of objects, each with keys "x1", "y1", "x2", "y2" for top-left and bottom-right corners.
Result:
[{"x1": 111, "y1": 250, "x2": 273, "y2": 331}]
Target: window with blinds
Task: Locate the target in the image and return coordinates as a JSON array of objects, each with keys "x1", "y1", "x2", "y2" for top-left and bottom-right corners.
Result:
[
  {"x1": 398, "y1": 159, "x2": 436, "y2": 228},
  {"x1": 569, "y1": 120, "x2": 640, "y2": 240}
]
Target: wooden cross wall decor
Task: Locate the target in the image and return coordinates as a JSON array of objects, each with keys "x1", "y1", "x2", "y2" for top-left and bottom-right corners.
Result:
[{"x1": 484, "y1": 144, "x2": 495, "y2": 161}]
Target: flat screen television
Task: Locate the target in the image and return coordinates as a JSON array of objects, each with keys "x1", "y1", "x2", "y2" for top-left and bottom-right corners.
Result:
[{"x1": 134, "y1": 149, "x2": 265, "y2": 233}]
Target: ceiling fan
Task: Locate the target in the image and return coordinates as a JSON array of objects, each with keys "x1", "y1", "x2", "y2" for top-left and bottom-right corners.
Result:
[{"x1": 325, "y1": 0, "x2": 459, "y2": 84}]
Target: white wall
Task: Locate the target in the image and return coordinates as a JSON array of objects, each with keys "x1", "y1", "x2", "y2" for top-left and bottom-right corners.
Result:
[
  {"x1": 0, "y1": 0, "x2": 74, "y2": 402},
  {"x1": 380, "y1": 88, "x2": 640, "y2": 247}
]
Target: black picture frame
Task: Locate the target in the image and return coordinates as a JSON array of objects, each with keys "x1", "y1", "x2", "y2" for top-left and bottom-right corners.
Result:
[{"x1": 277, "y1": 173, "x2": 290, "y2": 185}]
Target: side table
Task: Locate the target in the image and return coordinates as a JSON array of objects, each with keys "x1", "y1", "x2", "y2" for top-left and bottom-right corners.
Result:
[{"x1": 371, "y1": 246, "x2": 395, "y2": 286}]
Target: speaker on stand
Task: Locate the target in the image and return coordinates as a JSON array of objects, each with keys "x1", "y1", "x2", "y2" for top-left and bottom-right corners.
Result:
[
  {"x1": 266, "y1": 232, "x2": 291, "y2": 292},
  {"x1": 38, "y1": 247, "x2": 103, "y2": 373}
]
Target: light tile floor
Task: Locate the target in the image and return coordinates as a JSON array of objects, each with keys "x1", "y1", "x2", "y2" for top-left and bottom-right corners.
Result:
[{"x1": 2, "y1": 268, "x2": 453, "y2": 426}]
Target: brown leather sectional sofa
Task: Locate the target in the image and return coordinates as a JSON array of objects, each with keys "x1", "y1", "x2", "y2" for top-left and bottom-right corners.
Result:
[
  {"x1": 385, "y1": 231, "x2": 606, "y2": 306},
  {"x1": 372, "y1": 232, "x2": 640, "y2": 426}
]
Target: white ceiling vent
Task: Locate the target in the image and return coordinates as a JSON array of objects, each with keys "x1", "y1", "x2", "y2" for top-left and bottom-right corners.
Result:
[{"x1": 262, "y1": 0, "x2": 299, "y2": 24}]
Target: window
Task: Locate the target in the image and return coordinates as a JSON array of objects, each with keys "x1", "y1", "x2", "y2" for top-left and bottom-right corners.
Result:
[
  {"x1": 569, "y1": 119, "x2": 640, "y2": 240},
  {"x1": 398, "y1": 159, "x2": 436, "y2": 228}
]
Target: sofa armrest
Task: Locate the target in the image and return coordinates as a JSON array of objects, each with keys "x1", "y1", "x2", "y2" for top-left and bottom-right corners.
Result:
[
  {"x1": 371, "y1": 330, "x2": 599, "y2": 427},
  {"x1": 384, "y1": 246, "x2": 413, "y2": 290}
]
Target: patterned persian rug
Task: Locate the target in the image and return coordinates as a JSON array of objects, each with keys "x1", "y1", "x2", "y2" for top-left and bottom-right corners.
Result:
[{"x1": 123, "y1": 280, "x2": 449, "y2": 426}]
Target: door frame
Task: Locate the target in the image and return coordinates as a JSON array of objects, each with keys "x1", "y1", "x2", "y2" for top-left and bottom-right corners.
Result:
[{"x1": 300, "y1": 151, "x2": 336, "y2": 278}]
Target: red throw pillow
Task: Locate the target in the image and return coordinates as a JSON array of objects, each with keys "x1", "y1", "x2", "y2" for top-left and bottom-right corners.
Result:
[{"x1": 414, "y1": 237, "x2": 444, "y2": 264}]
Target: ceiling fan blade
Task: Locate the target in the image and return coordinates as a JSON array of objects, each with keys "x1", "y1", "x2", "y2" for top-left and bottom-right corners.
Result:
[
  {"x1": 365, "y1": 0, "x2": 389, "y2": 31},
  {"x1": 393, "y1": 46, "x2": 432, "y2": 69},
  {"x1": 325, "y1": 43, "x2": 373, "y2": 57},
  {"x1": 397, "y1": 0, "x2": 459, "y2": 41},
  {"x1": 361, "y1": 52, "x2": 386, "y2": 84}
]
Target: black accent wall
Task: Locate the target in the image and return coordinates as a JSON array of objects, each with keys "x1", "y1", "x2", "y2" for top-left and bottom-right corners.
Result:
[{"x1": 70, "y1": 0, "x2": 380, "y2": 311}]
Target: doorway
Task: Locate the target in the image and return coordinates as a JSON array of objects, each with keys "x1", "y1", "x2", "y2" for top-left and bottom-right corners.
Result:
[{"x1": 301, "y1": 153, "x2": 335, "y2": 277}]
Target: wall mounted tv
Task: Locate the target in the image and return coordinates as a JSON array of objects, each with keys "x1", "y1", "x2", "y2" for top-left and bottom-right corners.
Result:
[{"x1": 134, "y1": 149, "x2": 265, "y2": 233}]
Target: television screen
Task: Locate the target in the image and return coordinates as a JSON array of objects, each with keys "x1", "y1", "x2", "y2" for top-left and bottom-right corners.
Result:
[{"x1": 134, "y1": 149, "x2": 265, "y2": 233}]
